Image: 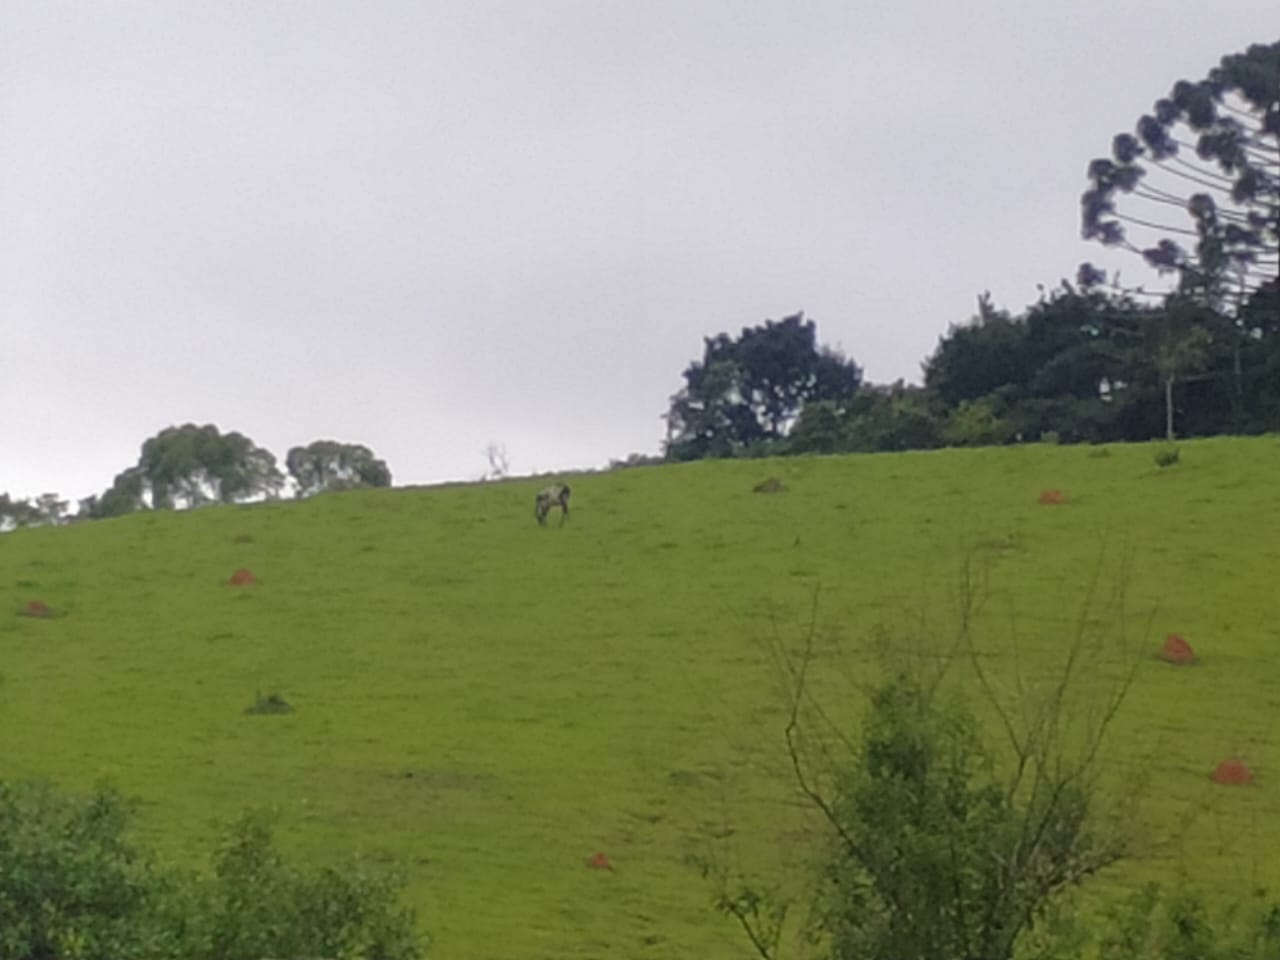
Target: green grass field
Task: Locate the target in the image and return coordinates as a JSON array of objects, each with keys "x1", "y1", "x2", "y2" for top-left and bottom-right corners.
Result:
[{"x1": 3, "y1": 437, "x2": 1279, "y2": 958}]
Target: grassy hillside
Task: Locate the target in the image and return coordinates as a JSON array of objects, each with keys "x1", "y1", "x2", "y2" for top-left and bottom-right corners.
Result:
[{"x1": 3, "y1": 437, "x2": 1279, "y2": 958}]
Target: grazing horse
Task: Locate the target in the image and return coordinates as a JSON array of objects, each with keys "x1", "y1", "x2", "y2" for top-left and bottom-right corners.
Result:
[{"x1": 535, "y1": 483, "x2": 571, "y2": 525}]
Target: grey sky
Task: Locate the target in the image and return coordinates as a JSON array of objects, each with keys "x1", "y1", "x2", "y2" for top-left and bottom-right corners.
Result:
[{"x1": 3, "y1": 2, "x2": 1277, "y2": 502}]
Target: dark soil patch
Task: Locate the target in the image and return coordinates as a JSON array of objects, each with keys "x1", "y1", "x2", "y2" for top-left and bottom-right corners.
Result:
[
  {"x1": 753, "y1": 477, "x2": 786, "y2": 494},
  {"x1": 667, "y1": 768, "x2": 722, "y2": 788},
  {"x1": 19, "y1": 600, "x2": 51, "y2": 618},
  {"x1": 1211, "y1": 758, "x2": 1254, "y2": 786},
  {"x1": 1038, "y1": 489, "x2": 1067, "y2": 505},
  {"x1": 389, "y1": 769, "x2": 496, "y2": 790},
  {"x1": 585, "y1": 851, "x2": 614, "y2": 870},
  {"x1": 228, "y1": 568, "x2": 257, "y2": 586}
]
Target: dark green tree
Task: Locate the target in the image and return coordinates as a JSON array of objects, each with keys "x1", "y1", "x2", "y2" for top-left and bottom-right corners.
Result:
[
  {"x1": 1142, "y1": 296, "x2": 1214, "y2": 441},
  {"x1": 1081, "y1": 41, "x2": 1279, "y2": 306},
  {"x1": 918, "y1": 284, "x2": 1258, "y2": 444},
  {"x1": 665, "y1": 313, "x2": 862, "y2": 460},
  {"x1": 91, "y1": 424, "x2": 283, "y2": 515},
  {"x1": 789, "y1": 383, "x2": 943, "y2": 455},
  {"x1": 285, "y1": 440, "x2": 393, "y2": 498},
  {"x1": 139, "y1": 424, "x2": 282, "y2": 508},
  {"x1": 923, "y1": 288, "x2": 1133, "y2": 444},
  {"x1": 91, "y1": 467, "x2": 147, "y2": 518},
  {"x1": 923, "y1": 293, "x2": 1031, "y2": 410},
  {"x1": 1018, "y1": 288, "x2": 1202, "y2": 443},
  {"x1": 1236, "y1": 280, "x2": 1280, "y2": 429}
]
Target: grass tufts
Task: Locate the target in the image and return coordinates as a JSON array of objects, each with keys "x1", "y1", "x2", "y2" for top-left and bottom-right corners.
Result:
[{"x1": 244, "y1": 691, "x2": 293, "y2": 715}]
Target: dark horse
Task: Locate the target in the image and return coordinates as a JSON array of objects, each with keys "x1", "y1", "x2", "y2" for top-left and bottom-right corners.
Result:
[{"x1": 535, "y1": 483, "x2": 571, "y2": 525}]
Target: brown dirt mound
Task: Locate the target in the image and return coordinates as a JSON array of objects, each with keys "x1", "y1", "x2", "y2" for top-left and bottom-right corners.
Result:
[
  {"x1": 585, "y1": 851, "x2": 614, "y2": 870},
  {"x1": 228, "y1": 568, "x2": 257, "y2": 586},
  {"x1": 753, "y1": 477, "x2": 786, "y2": 494},
  {"x1": 1211, "y1": 759, "x2": 1254, "y2": 786},
  {"x1": 1159, "y1": 633, "x2": 1197, "y2": 665},
  {"x1": 19, "y1": 600, "x2": 51, "y2": 617},
  {"x1": 1038, "y1": 489, "x2": 1066, "y2": 505}
]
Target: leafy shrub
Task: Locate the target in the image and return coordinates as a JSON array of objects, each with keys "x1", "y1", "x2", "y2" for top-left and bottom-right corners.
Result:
[
  {"x1": 943, "y1": 398, "x2": 1017, "y2": 447},
  {"x1": 0, "y1": 781, "x2": 165, "y2": 960},
  {"x1": 1067, "y1": 883, "x2": 1280, "y2": 960},
  {"x1": 200, "y1": 813, "x2": 423, "y2": 960},
  {"x1": 1154, "y1": 447, "x2": 1181, "y2": 468},
  {"x1": 0, "y1": 779, "x2": 426, "y2": 960}
]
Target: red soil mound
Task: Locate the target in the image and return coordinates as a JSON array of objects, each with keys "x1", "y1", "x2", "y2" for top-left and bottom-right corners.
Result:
[
  {"x1": 1211, "y1": 759, "x2": 1254, "y2": 786},
  {"x1": 1159, "y1": 633, "x2": 1197, "y2": 665},
  {"x1": 585, "y1": 852, "x2": 613, "y2": 870},
  {"x1": 1038, "y1": 489, "x2": 1066, "y2": 505},
  {"x1": 20, "y1": 600, "x2": 51, "y2": 617},
  {"x1": 228, "y1": 568, "x2": 257, "y2": 586}
]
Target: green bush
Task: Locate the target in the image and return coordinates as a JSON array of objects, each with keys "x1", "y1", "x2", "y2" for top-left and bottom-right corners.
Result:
[
  {"x1": 0, "y1": 779, "x2": 426, "y2": 960},
  {"x1": 943, "y1": 398, "x2": 1017, "y2": 447},
  {"x1": 0, "y1": 781, "x2": 165, "y2": 960},
  {"x1": 1030, "y1": 883, "x2": 1280, "y2": 960}
]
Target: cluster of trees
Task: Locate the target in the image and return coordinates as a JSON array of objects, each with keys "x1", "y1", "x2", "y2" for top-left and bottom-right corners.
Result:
[
  {"x1": 0, "y1": 492, "x2": 70, "y2": 529},
  {"x1": 664, "y1": 279, "x2": 1278, "y2": 461},
  {"x1": 664, "y1": 313, "x2": 863, "y2": 461},
  {"x1": 0, "y1": 779, "x2": 424, "y2": 959},
  {"x1": 2, "y1": 425, "x2": 393, "y2": 530},
  {"x1": 664, "y1": 41, "x2": 1279, "y2": 462}
]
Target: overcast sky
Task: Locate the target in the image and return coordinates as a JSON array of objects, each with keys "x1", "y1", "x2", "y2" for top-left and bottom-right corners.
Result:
[{"x1": 3, "y1": 2, "x2": 1277, "y2": 503}]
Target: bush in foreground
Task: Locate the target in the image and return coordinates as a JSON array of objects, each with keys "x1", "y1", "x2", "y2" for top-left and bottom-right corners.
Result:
[
  {"x1": 705, "y1": 571, "x2": 1280, "y2": 960},
  {"x1": 0, "y1": 779, "x2": 425, "y2": 960}
]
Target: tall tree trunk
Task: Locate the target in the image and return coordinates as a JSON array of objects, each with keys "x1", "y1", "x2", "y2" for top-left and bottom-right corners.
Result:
[{"x1": 1165, "y1": 376, "x2": 1175, "y2": 441}]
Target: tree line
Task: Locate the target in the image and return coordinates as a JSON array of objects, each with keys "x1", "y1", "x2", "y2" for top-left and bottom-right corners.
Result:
[
  {"x1": 1, "y1": 426, "x2": 392, "y2": 531},
  {"x1": 663, "y1": 41, "x2": 1279, "y2": 463},
  {"x1": 663, "y1": 279, "x2": 1278, "y2": 463}
]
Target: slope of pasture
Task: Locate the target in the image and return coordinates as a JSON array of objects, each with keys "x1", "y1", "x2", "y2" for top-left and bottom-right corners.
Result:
[{"x1": 2, "y1": 437, "x2": 1279, "y2": 957}]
